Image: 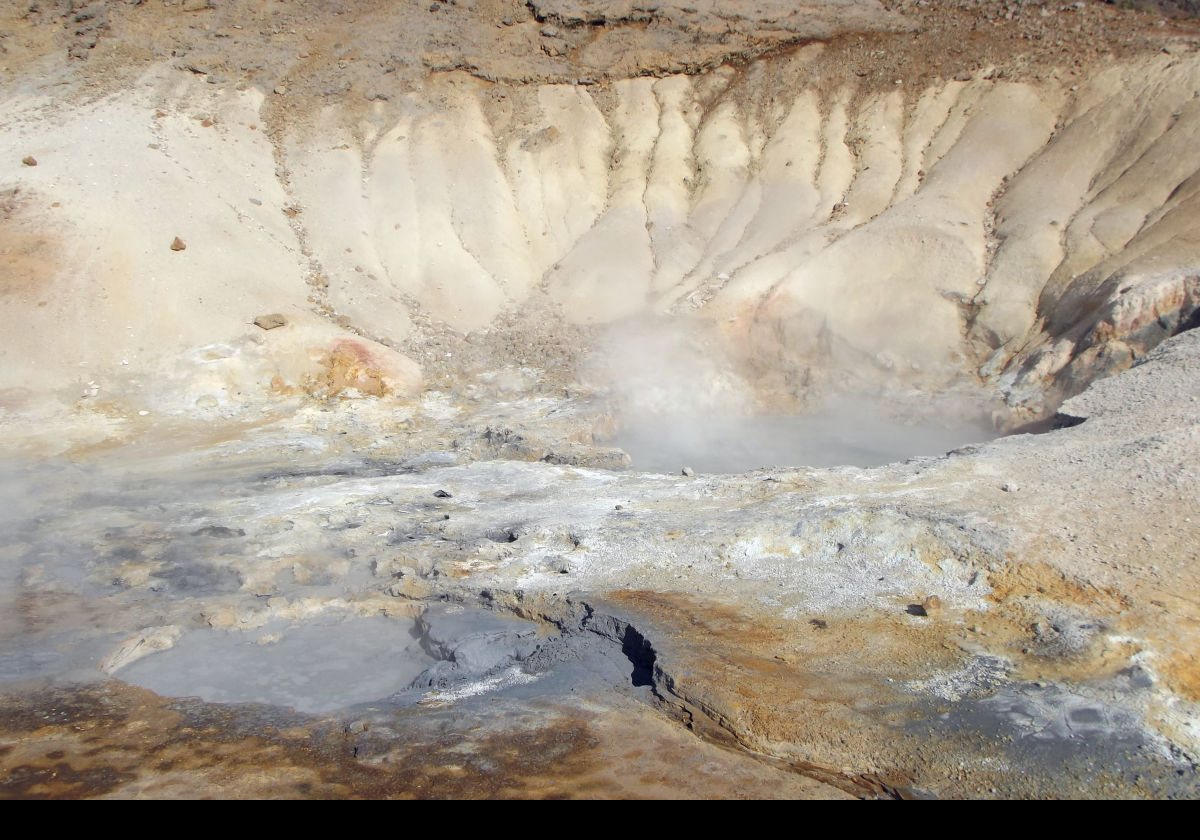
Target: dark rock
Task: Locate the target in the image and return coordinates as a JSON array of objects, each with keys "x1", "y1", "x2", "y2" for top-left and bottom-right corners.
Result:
[{"x1": 191, "y1": 525, "x2": 245, "y2": 538}]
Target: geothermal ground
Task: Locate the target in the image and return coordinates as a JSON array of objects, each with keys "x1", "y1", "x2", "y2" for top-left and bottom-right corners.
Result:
[{"x1": 2, "y1": 0, "x2": 1200, "y2": 798}]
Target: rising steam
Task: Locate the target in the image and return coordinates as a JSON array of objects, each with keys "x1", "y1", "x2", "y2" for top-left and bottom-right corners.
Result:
[{"x1": 582, "y1": 316, "x2": 999, "y2": 473}]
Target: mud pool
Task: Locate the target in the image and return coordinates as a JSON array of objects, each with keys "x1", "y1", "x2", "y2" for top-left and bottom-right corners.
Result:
[{"x1": 612, "y1": 411, "x2": 997, "y2": 473}]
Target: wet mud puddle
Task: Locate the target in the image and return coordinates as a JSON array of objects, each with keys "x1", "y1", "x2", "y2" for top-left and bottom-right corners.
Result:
[
  {"x1": 0, "y1": 455, "x2": 632, "y2": 720},
  {"x1": 115, "y1": 607, "x2": 544, "y2": 714}
]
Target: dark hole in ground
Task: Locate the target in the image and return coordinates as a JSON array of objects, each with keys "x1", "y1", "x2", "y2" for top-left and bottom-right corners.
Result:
[{"x1": 620, "y1": 624, "x2": 657, "y2": 688}]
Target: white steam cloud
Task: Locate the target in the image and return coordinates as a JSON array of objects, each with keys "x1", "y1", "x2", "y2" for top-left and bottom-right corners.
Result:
[{"x1": 582, "y1": 316, "x2": 999, "y2": 473}]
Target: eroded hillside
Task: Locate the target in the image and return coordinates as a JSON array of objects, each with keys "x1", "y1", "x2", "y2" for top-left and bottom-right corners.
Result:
[{"x1": 1, "y1": 1, "x2": 1199, "y2": 800}]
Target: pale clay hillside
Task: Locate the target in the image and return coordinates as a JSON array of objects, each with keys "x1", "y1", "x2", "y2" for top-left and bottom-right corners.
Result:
[{"x1": 0, "y1": 1, "x2": 1198, "y2": 799}]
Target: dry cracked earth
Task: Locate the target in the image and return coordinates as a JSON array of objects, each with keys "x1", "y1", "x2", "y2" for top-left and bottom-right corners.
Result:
[{"x1": 1, "y1": 0, "x2": 1200, "y2": 799}]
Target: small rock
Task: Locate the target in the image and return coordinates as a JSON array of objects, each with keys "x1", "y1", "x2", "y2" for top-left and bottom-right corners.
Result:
[
  {"x1": 809, "y1": 618, "x2": 828, "y2": 630},
  {"x1": 921, "y1": 595, "x2": 942, "y2": 613},
  {"x1": 21, "y1": 156, "x2": 37, "y2": 166},
  {"x1": 681, "y1": 466, "x2": 695, "y2": 477},
  {"x1": 433, "y1": 489, "x2": 452, "y2": 498},
  {"x1": 253, "y1": 313, "x2": 287, "y2": 331},
  {"x1": 249, "y1": 197, "x2": 262, "y2": 205},
  {"x1": 1002, "y1": 482, "x2": 1019, "y2": 492},
  {"x1": 169, "y1": 236, "x2": 187, "y2": 251},
  {"x1": 906, "y1": 603, "x2": 929, "y2": 617},
  {"x1": 542, "y1": 558, "x2": 571, "y2": 575}
]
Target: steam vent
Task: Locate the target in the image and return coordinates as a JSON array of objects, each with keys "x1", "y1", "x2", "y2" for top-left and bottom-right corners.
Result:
[{"x1": 2, "y1": 1, "x2": 1200, "y2": 799}]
